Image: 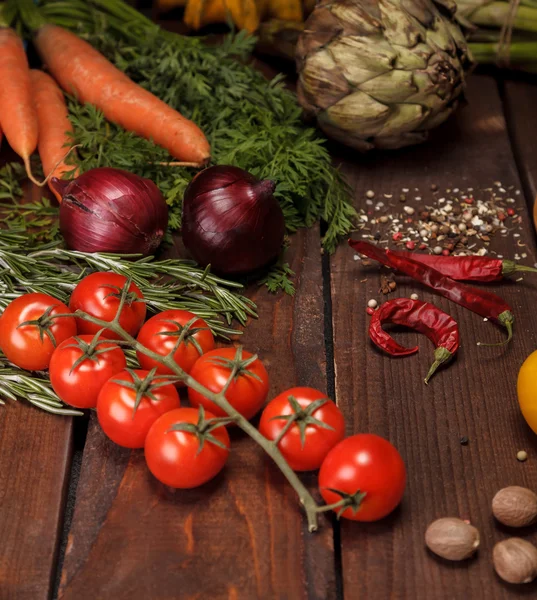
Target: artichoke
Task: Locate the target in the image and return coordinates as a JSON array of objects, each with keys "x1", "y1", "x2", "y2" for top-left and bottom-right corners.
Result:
[{"x1": 296, "y1": 0, "x2": 474, "y2": 151}]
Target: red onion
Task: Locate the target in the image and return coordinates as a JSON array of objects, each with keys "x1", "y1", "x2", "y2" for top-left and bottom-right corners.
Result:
[
  {"x1": 182, "y1": 165, "x2": 285, "y2": 275},
  {"x1": 53, "y1": 167, "x2": 168, "y2": 256}
]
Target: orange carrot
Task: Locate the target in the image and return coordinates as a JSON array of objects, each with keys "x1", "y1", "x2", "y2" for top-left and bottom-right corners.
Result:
[
  {"x1": 0, "y1": 28, "x2": 40, "y2": 183},
  {"x1": 34, "y1": 24, "x2": 211, "y2": 166},
  {"x1": 30, "y1": 69, "x2": 79, "y2": 202}
]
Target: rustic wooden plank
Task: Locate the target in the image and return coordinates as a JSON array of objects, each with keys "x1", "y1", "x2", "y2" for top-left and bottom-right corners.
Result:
[
  {"x1": 58, "y1": 227, "x2": 336, "y2": 600},
  {"x1": 330, "y1": 75, "x2": 537, "y2": 598},
  {"x1": 503, "y1": 79, "x2": 537, "y2": 229},
  {"x1": 0, "y1": 176, "x2": 74, "y2": 600},
  {"x1": 0, "y1": 405, "x2": 72, "y2": 600}
]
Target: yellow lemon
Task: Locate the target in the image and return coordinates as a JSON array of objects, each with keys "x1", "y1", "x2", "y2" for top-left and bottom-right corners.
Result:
[{"x1": 518, "y1": 350, "x2": 537, "y2": 434}]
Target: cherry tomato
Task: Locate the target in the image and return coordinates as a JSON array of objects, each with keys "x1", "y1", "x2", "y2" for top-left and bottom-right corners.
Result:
[
  {"x1": 97, "y1": 369, "x2": 180, "y2": 448},
  {"x1": 145, "y1": 407, "x2": 230, "y2": 488},
  {"x1": 69, "y1": 272, "x2": 146, "y2": 339},
  {"x1": 49, "y1": 333, "x2": 127, "y2": 409},
  {"x1": 136, "y1": 310, "x2": 214, "y2": 381},
  {"x1": 0, "y1": 293, "x2": 76, "y2": 371},
  {"x1": 188, "y1": 348, "x2": 269, "y2": 420},
  {"x1": 319, "y1": 434, "x2": 406, "y2": 522},
  {"x1": 258, "y1": 387, "x2": 345, "y2": 471}
]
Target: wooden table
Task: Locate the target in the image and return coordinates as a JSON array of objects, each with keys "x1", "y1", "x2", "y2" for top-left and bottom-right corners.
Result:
[{"x1": 2, "y1": 69, "x2": 537, "y2": 599}]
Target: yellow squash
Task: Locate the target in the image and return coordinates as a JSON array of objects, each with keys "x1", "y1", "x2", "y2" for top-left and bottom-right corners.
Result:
[
  {"x1": 184, "y1": 0, "x2": 260, "y2": 32},
  {"x1": 518, "y1": 350, "x2": 537, "y2": 434},
  {"x1": 158, "y1": 0, "x2": 305, "y2": 31},
  {"x1": 256, "y1": 0, "x2": 303, "y2": 20}
]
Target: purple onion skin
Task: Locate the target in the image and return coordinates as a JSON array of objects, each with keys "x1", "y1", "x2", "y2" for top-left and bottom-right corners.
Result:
[
  {"x1": 55, "y1": 167, "x2": 168, "y2": 256},
  {"x1": 182, "y1": 165, "x2": 285, "y2": 276}
]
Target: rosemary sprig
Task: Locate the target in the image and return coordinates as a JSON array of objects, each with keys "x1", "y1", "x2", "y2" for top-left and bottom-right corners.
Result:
[
  {"x1": 0, "y1": 239, "x2": 256, "y2": 337},
  {"x1": 0, "y1": 352, "x2": 83, "y2": 416}
]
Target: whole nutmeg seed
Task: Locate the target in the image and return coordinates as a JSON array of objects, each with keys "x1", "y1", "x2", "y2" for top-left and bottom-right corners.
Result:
[
  {"x1": 492, "y1": 486, "x2": 537, "y2": 527},
  {"x1": 493, "y1": 538, "x2": 537, "y2": 584},
  {"x1": 425, "y1": 517, "x2": 480, "y2": 561}
]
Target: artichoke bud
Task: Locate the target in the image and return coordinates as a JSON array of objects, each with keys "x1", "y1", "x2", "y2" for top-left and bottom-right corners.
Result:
[{"x1": 297, "y1": 0, "x2": 474, "y2": 151}]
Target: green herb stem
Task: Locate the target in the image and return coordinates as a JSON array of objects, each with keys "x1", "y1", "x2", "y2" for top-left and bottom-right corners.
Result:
[
  {"x1": 469, "y1": 41, "x2": 537, "y2": 68},
  {"x1": 61, "y1": 302, "x2": 322, "y2": 531}
]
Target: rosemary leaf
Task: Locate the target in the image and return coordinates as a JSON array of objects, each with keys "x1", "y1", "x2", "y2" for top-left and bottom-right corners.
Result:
[{"x1": 0, "y1": 353, "x2": 84, "y2": 416}]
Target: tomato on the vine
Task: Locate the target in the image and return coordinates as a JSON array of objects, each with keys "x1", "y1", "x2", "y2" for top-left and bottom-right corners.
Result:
[
  {"x1": 187, "y1": 347, "x2": 269, "y2": 420},
  {"x1": 319, "y1": 434, "x2": 406, "y2": 522},
  {"x1": 136, "y1": 309, "x2": 214, "y2": 380},
  {"x1": 259, "y1": 387, "x2": 345, "y2": 471},
  {"x1": 97, "y1": 369, "x2": 180, "y2": 448},
  {"x1": 69, "y1": 272, "x2": 146, "y2": 339},
  {"x1": 0, "y1": 293, "x2": 76, "y2": 371},
  {"x1": 145, "y1": 407, "x2": 230, "y2": 488},
  {"x1": 49, "y1": 333, "x2": 127, "y2": 409}
]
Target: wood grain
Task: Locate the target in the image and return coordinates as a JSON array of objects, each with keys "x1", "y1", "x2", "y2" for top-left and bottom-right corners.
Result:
[
  {"x1": 58, "y1": 228, "x2": 336, "y2": 600},
  {"x1": 330, "y1": 75, "x2": 537, "y2": 599},
  {"x1": 0, "y1": 391, "x2": 73, "y2": 600},
  {"x1": 503, "y1": 79, "x2": 537, "y2": 230}
]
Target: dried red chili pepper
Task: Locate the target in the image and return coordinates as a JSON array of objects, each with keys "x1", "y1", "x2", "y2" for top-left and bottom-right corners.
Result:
[
  {"x1": 391, "y1": 251, "x2": 537, "y2": 282},
  {"x1": 369, "y1": 298, "x2": 459, "y2": 384},
  {"x1": 350, "y1": 240, "x2": 514, "y2": 345}
]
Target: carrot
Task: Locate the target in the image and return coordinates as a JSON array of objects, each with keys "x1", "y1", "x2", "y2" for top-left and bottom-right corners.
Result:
[
  {"x1": 30, "y1": 70, "x2": 79, "y2": 202},
  {"x1": 34, "y1": 24, "x2": 211, "y2": 166},
  {"x1": 0, "y1": 28, "x2": 41, "y2": 184}
]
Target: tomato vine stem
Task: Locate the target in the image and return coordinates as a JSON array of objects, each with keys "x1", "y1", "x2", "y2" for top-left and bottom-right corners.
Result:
[{"x1": 52, "y1": 281, "x2": 322, "y2": 531}]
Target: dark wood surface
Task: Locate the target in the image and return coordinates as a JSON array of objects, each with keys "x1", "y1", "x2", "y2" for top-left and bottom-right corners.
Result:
[
  {"x1": 0, "y1": 404, "x2": 72, "y2": 600},
  {"x1": 57, "y1": 230, "x2": 336, "y2": 600},
  {"x1": 2, "y1": 64, "x2": 537, "y2": 600},
  {"x1": 331, "y1": 75, "x2": 537, "y2": 599}
]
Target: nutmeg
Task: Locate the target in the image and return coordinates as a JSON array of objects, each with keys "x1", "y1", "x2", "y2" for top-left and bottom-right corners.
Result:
[
  {"x1": 492, "y1": 486, "x2": 537, "y2": 528},
  {"x1": 425, "y1": 517, "x2": 480, "y2": 561},
  {"x1": 493, "y1": 538, "x2": 537, "y2": 584}
]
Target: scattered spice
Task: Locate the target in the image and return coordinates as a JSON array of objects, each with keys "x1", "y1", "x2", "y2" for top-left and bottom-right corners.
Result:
[
  {"x1": 368, "y1": 298, "x2": 459, "y2": 384},
  {"x1": 366, "y1": 190, "x2": 375, "y2": 199},
  {"x1": 379, "y1": 275, "x2": 392, "y2": 294},
  {"x1": 460, "y1": 436, "x2": 469, "y2": 445},
  {"x1": 410, "y1": 293, "x2": 419, "y2": 300},
  {"x1": 355, "y1": 182, "x2": 525, "y2": 259},
  {"x1": 517, "y1": 450, "x2": 528, "y2": 462},
  {"x1": 367, "y1": 299, "x2": 378, "y2": 309}
]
